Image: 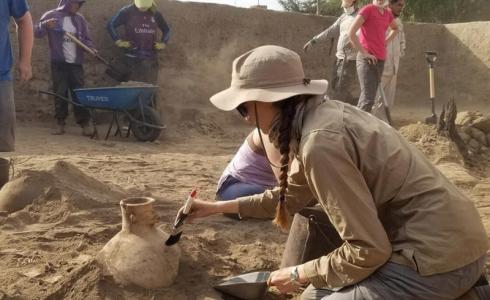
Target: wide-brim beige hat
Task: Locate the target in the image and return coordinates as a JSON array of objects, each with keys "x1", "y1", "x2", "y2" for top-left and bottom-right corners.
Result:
[{"x1": 210, "y1": 45, "x2": 328, "y2": 111}]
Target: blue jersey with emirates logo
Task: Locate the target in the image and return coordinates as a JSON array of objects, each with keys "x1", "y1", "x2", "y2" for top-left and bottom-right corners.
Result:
[{"x1": 107, "y1": 4, "x2": 170, "y2": 59}]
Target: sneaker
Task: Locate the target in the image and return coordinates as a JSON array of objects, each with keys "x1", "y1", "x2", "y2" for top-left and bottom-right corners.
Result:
[
  {"x1": 81, "y1": 125, "x2": 93, "y2": 137},
  {"x1": 51, "y1": 124, "x2": 65, "y2": 135}
]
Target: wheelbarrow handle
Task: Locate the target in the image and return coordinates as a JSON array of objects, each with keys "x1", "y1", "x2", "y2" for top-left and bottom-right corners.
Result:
[{"x1": 38, "y1": 90, "x2": 84, "y2": 107}]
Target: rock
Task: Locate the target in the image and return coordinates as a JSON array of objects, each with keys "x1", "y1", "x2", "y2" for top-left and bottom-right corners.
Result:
[
  {"x1": 455, "y1": 111, "x2": 483, "y2": 127},
  {"x1": 21, "y1": 268, "x2": 44, "y2": 278},
  {"x1": 459, "y1": 132, "x2": 471, "y2": 143},
  {"x1": 472, "y1": 117, "x2": 490, "y2": 134},
  {"x1": 487, "y1": 134, "x2": 490, "y2": 146},
  {"x1": 469, "y1": 127, "x2": 487, "y2": 146},
  {"x1": 75, "y1": 241, "x2": 87, "y2": 252},
  {"x1": 468, "y1": 139, "x2": 481, "y2": 150},
  {"x1": 44, "y1": 274, "x2": 63, "y2": 284},
  {"x1": 0, "y1": 171, "x2": 55, "y2": 214}
]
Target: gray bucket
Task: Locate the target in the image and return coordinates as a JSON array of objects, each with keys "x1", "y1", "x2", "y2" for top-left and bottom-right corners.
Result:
[{"x1": 0, "y1": 158, "x2": 11, "y2": 189}]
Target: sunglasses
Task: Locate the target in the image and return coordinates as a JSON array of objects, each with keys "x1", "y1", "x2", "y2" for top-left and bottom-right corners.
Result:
[{"x1": 236, "y1": 104, "x2": 248, "y2": 117}]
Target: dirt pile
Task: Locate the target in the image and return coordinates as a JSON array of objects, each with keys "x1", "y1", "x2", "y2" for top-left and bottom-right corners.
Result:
[
  {"x1": 399, "y1": 112, "x2": 490, "y2": 176},
  {"x1": 398, "y1": 120, "x2": 489, "y2": 190},
  {"x1": 0, "y1": 160, "x2": 126, "y2": 217},
  {"x1": 0, "y1": 161, "x2": 127, "y2": 299},
  {"x1": 399, "y1": 123, "x2": 464, "y2": 165}
]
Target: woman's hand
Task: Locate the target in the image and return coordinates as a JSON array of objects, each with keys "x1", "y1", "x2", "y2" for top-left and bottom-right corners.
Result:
[
  {"x1": 267, "y1": 266, "x2": 309, "y2": 294},
  {"x1": 180, "y1": 199, "x2": 220, "y2": 223}
]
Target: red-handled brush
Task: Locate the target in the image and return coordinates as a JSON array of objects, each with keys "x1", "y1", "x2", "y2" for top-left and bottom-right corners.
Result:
[{"x1": 165, "y1": 188, "x2": 198, "y2": 246}]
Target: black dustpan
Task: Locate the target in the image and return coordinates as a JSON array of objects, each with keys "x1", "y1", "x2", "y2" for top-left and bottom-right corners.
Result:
[{"x1": 214, "y1": 271, "x2": 270, "y2": 300}]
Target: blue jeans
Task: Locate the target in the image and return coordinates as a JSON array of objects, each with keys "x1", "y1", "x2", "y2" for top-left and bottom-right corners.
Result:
[{"x1": 217, "y1": 175, "x2": 267, "y2": 201}]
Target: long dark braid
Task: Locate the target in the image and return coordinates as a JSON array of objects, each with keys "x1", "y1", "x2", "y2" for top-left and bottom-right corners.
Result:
[{"x1": 269, "y1": 94, "x2": 308, "y2": 230}]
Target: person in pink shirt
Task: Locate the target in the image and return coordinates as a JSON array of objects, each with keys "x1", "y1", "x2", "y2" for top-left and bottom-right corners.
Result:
[{"x1": 349, "y1": 0, "x2": 398, "y2": 113}]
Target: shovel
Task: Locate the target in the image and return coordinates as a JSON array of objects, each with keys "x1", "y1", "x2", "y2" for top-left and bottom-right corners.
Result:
[
  {"x1": 214, "y1": 271, "x2": 270, "y2": 300},
  {"x1": 64, "y1": 31, "x2": 130, "y2": 82},
  {"x1": 424, "y1": 51, "x2": 438, "y2": 124}
]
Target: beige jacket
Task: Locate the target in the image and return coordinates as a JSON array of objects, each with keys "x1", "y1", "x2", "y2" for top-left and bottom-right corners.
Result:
[
  {"x1": 238, "y1": 97, "x2": 488, "y2": 289},
  {"x1": 383, "y1": 18, "x2": 406, "y2": 76}
]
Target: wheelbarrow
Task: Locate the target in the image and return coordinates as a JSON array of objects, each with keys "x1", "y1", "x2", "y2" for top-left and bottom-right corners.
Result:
[{"x1": 39, "y1": 85, "x2": 165, "y2": 142}]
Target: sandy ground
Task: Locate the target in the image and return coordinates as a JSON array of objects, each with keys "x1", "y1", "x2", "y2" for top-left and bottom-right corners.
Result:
[{"x1": 0, "y1": 116, "x2": 489, "y2": 299}]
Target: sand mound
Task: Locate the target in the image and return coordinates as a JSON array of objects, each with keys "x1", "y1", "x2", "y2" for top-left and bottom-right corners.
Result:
[
  {"x1": 0, "y1": 161, "x2": 126, "y2": 229},
  {"x1": 0, "y1": 161, "x2": 130, "y2": 298},
  {"x1": 399, "y1": 123, "x2": 464, "y2": 165}
]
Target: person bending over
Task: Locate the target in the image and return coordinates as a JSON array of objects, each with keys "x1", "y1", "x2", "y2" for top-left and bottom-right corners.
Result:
[{"x1": 181, "y1": 45, "x2": 487, "y2": 300}]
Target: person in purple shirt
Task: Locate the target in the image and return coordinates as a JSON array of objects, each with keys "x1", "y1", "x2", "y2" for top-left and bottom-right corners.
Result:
[
  {"x1": 107, "y1": 0, "x2": 170, "y2": 84},
  {"x1": 217, "y1": 129, "x2": 279, "y2": 201},
  {"x1": 35, "y1": 0, "x2": 96, "y2": 136}
]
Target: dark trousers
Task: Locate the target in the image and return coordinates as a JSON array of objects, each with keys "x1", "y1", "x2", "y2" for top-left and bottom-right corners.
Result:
[
  {"x1": 124, "y1": 56, "x2": 159, "y2": 107},
  {"x1": 329, "y1": 59, "x2": 359, "y2": 106},
  {"x1": 356, "y1": 54, "x2": 385, "y2": 113},
  {"x1": 125, "y1": 56, "x2": 159, "y2": 84},
  {"x1": 51, "y1": 62, "x2": 90, "y2": 126}
]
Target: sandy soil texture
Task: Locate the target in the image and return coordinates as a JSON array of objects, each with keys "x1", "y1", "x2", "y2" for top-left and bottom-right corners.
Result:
[
  {"x1": 0, "y1": 118, "x2": 488, "y2": 299},
  {"x1": 2, "y1": 1, "x2": 488, "y2": 298}
]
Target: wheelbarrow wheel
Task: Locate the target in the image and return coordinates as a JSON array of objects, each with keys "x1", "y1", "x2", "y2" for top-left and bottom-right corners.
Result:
[{"x1": 130, "y1": 106, "x2": 162, "y2": 142}]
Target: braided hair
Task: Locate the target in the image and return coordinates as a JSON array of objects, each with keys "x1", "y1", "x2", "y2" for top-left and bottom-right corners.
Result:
[{"x1": 268, "y1": 94, "x2": 310, "y2": 230}]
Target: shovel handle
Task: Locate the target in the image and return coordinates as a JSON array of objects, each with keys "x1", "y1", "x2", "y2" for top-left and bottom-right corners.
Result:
[
  {"x1": 64, "y1": 32, "x2": 94, "y2": 55},
  {"x1": 429, "y1": 68, "x2": 435, "y2": 99},
  {"x1": 64, "y1": 32, "x2": 111, "y2": 66}
]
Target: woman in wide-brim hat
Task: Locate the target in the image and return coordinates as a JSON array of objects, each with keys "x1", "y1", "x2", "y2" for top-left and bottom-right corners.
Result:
[{"x1": 184, "y1": 45, "x2": 487, "y2": 299}]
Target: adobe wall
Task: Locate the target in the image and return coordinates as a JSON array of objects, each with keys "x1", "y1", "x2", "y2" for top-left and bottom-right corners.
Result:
[{"x1": 17, "y1": 0, "x2": 490, "y2": 127}]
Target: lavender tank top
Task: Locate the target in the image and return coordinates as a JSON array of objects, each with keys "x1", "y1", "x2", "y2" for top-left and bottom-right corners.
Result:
[{"x1": 217, "y1": 140, "x2": 278, "y2": 191}]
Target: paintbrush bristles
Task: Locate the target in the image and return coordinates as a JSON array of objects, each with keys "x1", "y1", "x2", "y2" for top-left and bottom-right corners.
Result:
[
  {"x1": 165, "y1": 232, "x2": 183, "y2": 246},
  {"x1": 273, "y1": 201, "x2": 290, "y2": 231}
]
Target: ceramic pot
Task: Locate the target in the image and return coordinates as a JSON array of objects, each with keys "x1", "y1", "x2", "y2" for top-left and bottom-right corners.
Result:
[{"x1": 97, "y1": 197, "x2": 181, "y2": 289}]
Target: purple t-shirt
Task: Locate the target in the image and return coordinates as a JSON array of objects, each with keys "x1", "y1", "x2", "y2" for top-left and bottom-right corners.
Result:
[
  {"x1": 359, "y1": 4, "x2": 394, "y2": 60},
  {"x1": 217, "y1": 140, "x2": 278, "y2": 191}
]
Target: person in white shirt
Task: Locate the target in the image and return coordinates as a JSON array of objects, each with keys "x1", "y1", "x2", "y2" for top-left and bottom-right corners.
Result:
[
  {"x1": 303, "y1": 0, "x2": 359, "y2": 105},
  {"x1": 373, "y1": 0, "x2": 406, "y2": 122}
]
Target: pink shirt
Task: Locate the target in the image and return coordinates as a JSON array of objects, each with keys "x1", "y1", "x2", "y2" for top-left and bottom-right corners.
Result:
[{"x1": 359, "y1": 4, "x2": 394, "y2": 60}]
